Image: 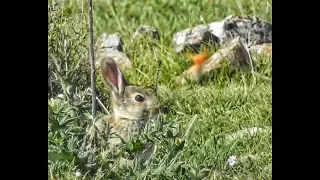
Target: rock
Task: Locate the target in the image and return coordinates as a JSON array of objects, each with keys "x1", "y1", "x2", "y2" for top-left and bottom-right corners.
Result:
[
  {"x1": 172, "y1": 15, "x2": 271, "y2": 54},
  {"x1": 132, "y1": 25, "x2": 160, "y2": 41},
  {"x1": 96, "y1": 33, "x2": 124, "y2": 51},
  {"x1": 249, "y1": 43, "x2": 272, "y2": 57},
  {"x1": 174, "y1": 15, "x2": 272, "y2": 84},
  {"x1": 172, "y1": 24, "x2": 220, "y2": 53},
  {"x1": 209, "y1": 15, "x2": 272, "y2": 47},
  {"x1": 176, "y1": 37, "x2": 254, "y2": 84},
  {"x1": 202, "y1": 37, "x2": 254, "y2": 73},
  {"x1": 175, "y1": 64, "x2": 203, "y2": 85},
  {"x1": 95, "y1": 33, "x2": 132, "y2": 70}
]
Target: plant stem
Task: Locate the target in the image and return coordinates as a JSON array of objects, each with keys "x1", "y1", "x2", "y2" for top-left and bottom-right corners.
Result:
[{"x1": 88, "y1": 0, "x2": 96, "y2": 121}]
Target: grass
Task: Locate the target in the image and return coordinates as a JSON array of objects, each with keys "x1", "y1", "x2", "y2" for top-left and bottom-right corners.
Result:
[{"x1": 48, "y1": 0, "x2": 272, "y2": 179}]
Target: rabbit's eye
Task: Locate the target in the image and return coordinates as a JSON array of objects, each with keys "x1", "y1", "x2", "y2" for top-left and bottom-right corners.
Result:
[{"x1": 135, "y1": 95, "x2": 145, "y2": 102}]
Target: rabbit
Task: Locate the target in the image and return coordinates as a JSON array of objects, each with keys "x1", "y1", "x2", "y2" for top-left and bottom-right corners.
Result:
[{"x1": 87, "y1": 56, "x2": 165, "y2": 163}]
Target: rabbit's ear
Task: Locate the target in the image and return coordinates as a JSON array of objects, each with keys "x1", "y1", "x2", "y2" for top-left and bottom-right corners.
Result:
[{"x1": 100, "y1": 57, "x2": 127, "y2": 95}]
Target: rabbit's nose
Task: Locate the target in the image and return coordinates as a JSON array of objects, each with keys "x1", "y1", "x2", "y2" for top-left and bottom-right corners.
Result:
[{"x1": 159, "y1": 106, "x2": 168, "y2": 114}]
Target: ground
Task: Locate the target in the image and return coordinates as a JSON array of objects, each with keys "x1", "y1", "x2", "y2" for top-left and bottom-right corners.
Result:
[{"x1": 48, "y1": 0, "x2": 272, "y2": 179}]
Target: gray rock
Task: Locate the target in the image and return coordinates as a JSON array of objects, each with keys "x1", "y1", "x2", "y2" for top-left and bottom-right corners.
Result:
[
  {"x1": 176, "y1": 37, "x2": 254, "y2": 84},
  {"x1": 174, "y1": 15, "x2": 272, "y2": 84},
  {"x1": 132, "y1": 25, "x2": 160, "y2": 40},
  {"x1": 249, "y1": 43, "x2": 272, "y2": 57},
  {"x1": 96, "y1": 33, "x2": 124, "y2": 51},
  {"x1": 172, "y1": 15, "x2": 272, "y2": 54},
  {"x1": 172, "y1": 24, "x2": 220, "y2": 53},
  {"x1": 209, "y1": 15, "x2": 272, "y2": 47},
  {"x1": 95, "y1": 33, "x2": 131, "y2": 70}
]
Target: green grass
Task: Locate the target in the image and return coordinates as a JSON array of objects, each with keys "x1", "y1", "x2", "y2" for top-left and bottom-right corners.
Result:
[{"x1": 48, "y1": 0, "x2": 272, "y2": 179}]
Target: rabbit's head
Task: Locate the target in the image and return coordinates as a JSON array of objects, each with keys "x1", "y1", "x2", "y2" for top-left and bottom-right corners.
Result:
[{"x1": 100, "y1": 57, "x2": 164, "y2": 121}]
